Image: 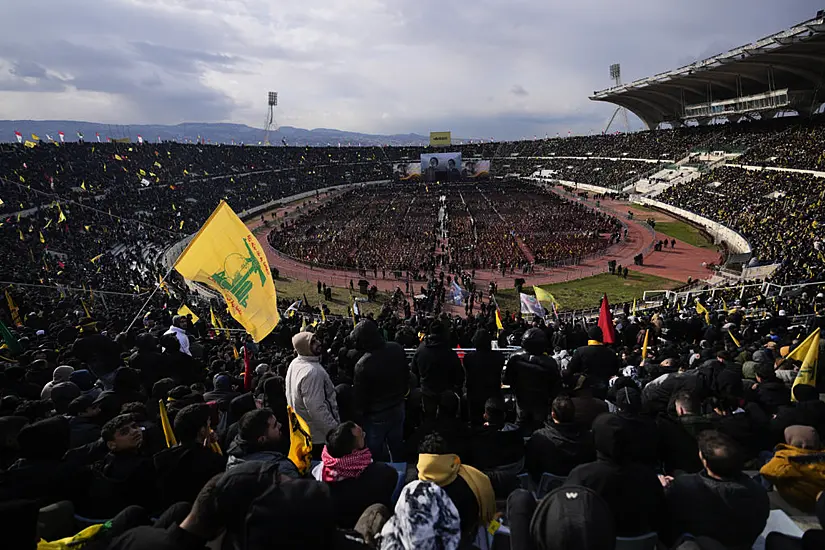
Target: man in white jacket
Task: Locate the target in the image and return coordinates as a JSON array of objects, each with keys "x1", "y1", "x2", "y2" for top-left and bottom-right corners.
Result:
[
  {"x1": 286, "y1": 331, "x2": 340, "y2": 457},
  {"x1": 163, "y1": 315, "x2": 191, "y2": 356}
]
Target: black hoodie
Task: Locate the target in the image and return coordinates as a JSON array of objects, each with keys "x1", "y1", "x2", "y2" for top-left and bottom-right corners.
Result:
[
  {"x1": 153, "y1": 442, "x2": 226, "y2": 510},
  {"x1": 526, "y1": 421, "x2": 595, "y2": 479},
  {"x1": 411, "y1": 327, "x2": 463, "y2": 397},
  {"x1": 351, "y1": 321, "x2": 410, "y2": 415},
  {"x1": 503, "y1": 329, "x2": 560, "y2": 414},
  {"x1": 565, "y1": 413, "x2": 665, "y2": 537}
]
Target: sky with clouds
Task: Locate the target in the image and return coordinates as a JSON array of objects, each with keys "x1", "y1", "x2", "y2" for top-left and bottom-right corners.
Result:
[{"x1": 0, "y1": 0, "x2": 819, "y2": 140}]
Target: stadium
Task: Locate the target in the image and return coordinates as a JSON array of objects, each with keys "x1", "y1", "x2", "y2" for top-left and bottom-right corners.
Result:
[{"x1": 1, "y1": 7, "x2": 825, "y2": 550}]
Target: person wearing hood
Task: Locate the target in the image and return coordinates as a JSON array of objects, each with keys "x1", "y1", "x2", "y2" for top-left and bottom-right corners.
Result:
[
  {"x1": 564, "y1": 413, "x2": 665, "y2": 538},
  {"x1": 67, "y1": 394, "x2": 102, "y2": 448},
  {"x1": 71, "y1": 320, "x2": 123, "y2": 387},
  {"x1": 218, "y1": 393, "x2": 256, "y2": 451},
  {"x1": 463, "y1": 328, "x2": 505, "y2": 425},
  {"x1": 760, "y1": 425, "x2": 825, "y2": 513},
  {"x1": 311, "y1": 421, "x2": 398, "y2": 529},
  {"x1": 467, "y1": 396, "x2": 524, "y2": 473},
  {"x1": 40, "y1": 365, "x2": 74, "y2": 400},
  {"x1": 664, "y1": 430, "x2": 769, "y2": 549},
  {"x1": 351, "y1": 320, "x2": 409, "y2": 461},
  {"x1": 93, "y1": 367, "x2": 146, "y2": 422},
  {"x1": 286, "y1": 331, "x2": 340, "y2": 452},
  {"x1": 566, "y1": 326, "x2": 622, "y2": 396},
  {"x1": 770, "y1": 384, "x2": 825, "y2": 446},
  {"x1": 411, "y1": 320, "x2": 464, "y2": 421},
  {"x1": 503, "y1": 328, "x2": 561, "y2": 433},
  {"x1": 163, "y1": 315, "x2": 191, "y2": 356},
  {"x1": 225, "y1": 408, "x2": 300, "y2": 478},
  {"x1": 129, "y1": 332, "x2": 163, "y2": 391},
  {"x1": 69, "y1": 368, "x2": 101, "y2": 400},
  {"x1": 416, "y1": 432, "x2": 495, "y2": 543},
  {"x1": 154, "y1": 404, "x2": 226, "y2": 510},
  {"x1": 202, "y1": 374, "x2": 240, "y2": 409},
  {"x1": 526, "y1": 395, "x2": 596, "y2": 481}
]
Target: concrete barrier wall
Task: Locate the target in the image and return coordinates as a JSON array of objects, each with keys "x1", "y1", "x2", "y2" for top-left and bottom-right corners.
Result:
[{"x1": 634, "y1": 197, "x2": 752, "y2": 255}]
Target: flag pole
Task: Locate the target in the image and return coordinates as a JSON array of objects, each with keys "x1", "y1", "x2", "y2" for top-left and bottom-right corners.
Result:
[{"x1": 125, "y1": 263, "x2": 176, "y2": 332}]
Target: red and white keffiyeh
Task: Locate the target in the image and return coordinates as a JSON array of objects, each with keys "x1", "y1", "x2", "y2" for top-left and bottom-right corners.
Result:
[{"x1": 321, "y1": 446, "x2": 372, "y2": 482}]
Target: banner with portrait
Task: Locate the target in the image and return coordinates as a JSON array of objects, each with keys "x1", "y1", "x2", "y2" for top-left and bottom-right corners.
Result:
[
  {"x1": 461, "y1": 160, "x2": 491, "y2": 179},
  {"x1": 393, "y1": 162, "x2": 421, "y2": 181},
  {"x1": 421, "y1": 152, "x2": 462, "y2": 182}
]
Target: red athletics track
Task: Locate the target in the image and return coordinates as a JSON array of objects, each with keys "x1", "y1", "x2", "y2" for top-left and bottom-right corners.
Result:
[{"x1": 246, "y1": 188, "x2": 722, "y2": 294}]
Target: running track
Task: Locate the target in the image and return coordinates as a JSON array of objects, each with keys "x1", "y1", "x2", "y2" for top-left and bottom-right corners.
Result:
[{"x1": 246, "y1": 188, "x2": 722, "y2": 294}]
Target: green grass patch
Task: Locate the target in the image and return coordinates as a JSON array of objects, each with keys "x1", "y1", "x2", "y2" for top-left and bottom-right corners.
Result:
[
  {"x1": 654, "y1": 221, "x2": 715, "y2": 249},
  {"x1": 496, "y1": 271, "x2": 682, "y2": 312},
  {"x1": 274, "y1": 277, "x2": 391, "y2": 317}
]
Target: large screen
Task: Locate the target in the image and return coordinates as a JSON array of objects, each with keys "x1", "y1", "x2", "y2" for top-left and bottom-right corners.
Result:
[
  {"x1": 393, "y1": 162, "x2": 421, "y2": 181},
  {"x1": 421, "y1": 152, "x2": 462, "y2": 182},
  {"x1": 462, "y1": 159, "x2": 491, "y2": 179}
]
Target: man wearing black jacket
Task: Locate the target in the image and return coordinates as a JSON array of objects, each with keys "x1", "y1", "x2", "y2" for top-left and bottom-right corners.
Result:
[
  {"x1": 526, "y1": 395, "x2": 595, "y2": 480},
  {"x1": 351, "y1": 320, "x2": 410, "y2": 461},
  {"x1": 664, "y1": 430, "x2": 769, "y2": 549},
  {"x1": 463, "y1": 329, "x2": 505, "y2": 425},
  {"x1": 503, "y1": 328, "x2": 560, "y2": 433},
  {"x1": 566, "y1": 326, "x2": 621, "y2": 396},
  {"x1": 154, "y1": 404, "x2": 226, "y2": 510},
  {"x1": 411, "y1": 320, "x2": 464, "y2": 421}
]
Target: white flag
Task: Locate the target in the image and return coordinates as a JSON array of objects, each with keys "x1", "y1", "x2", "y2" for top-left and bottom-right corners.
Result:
[
  {"x1": 96, "y1": 133, "x2": 101, "y2": 142},
  {"x1": 58, "y1": 132, "x2": 65, "y2": 143},
  {"x1": 14, "y1": 131, "x2": 22, "y2": 143},
  {"x1": 137, "y1": 135, "x2": 144, "y2": 144},
  {"x1": 520, "y1": 293, "x2": 546, "y2": 318}
]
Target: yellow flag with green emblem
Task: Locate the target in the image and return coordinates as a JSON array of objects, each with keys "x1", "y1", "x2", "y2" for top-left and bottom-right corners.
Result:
[
  {"x1": 791, "y1": 328, "x2": 819, "y2": 401},
  {"x1": 174, "y1": 201, "x2": 279, "y2": 342}
]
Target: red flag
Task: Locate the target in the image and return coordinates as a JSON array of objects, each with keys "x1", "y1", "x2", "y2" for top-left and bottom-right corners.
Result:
[
  {"x1": 597, "y1": 294, "x2": 616, "y2": 344},
  {"x1": 243, "y1": 344, "x2": 252, "y2": 391}
]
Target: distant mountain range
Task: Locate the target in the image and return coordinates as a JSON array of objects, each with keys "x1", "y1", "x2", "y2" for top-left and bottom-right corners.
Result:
[{"x1": 0, "y1": 120, "x2": 452, "y2": 146}]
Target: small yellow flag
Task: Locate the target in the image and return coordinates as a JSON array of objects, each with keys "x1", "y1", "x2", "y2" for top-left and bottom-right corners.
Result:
[
  {"x1": 57, "y1": 203, "x2": 67, "y2": 223},
  {"x1": 174, "y1": 201, "x2": 280, "y2": 342},
  {"x1": 533, "y1": 286, "x2": 559, "y2": 308},
  {"x1": 31, "y1": 134, "x2": 40, "y2": 141},
  {"x1": 695, "y1": 299, "x2": 710, "y2": 325},
  {"x1": 728, "y1": 329, "x2": 741, "y2": 348},
  {"x1": 39, "y1": 231, "x2": 45, "y2": 244},
  {"x1": 90, "y1": 254, "x2": 103, "y2": 264},
  {"x1": 177, "y1": 304, "x2": 200, "y2": 324},
  {"x1": 23, "y1": 141, "x2": 36, "y2": 149},
  {"x1": 159, "y1": 399, "x2": 178, "y2": 447},
  {"x1": 495, "y1": 309, "x2": 504, "y2": 331},
  {"x1": 114, "y1": 154, "x2": 123, "y2": 161},
  {"x1": 792, "y1": 328, "x2": 820, "y2": 402},
  {"x1": 641, "y1": 329, "x2": 650, "y2": 360},
  {"x1": 81, "y1": 181, "x2": 87, "y2": 191}
]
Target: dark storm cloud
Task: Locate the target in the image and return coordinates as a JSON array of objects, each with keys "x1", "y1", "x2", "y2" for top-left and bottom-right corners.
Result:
[
  {"x1": 0, "y1": 0, "x2": 821, "y2": 136},
  {"x1": 510, "y1": 85, "x2": 528, "y2": 97}
]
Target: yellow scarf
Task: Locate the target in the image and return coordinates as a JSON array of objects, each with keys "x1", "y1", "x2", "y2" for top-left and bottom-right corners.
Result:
[
  {"x1": 587, "y1": 340, "x2": 603, "y2": 346},
  {"x1": 417, "y1": 453, "x2": 495, "y2": 525}
]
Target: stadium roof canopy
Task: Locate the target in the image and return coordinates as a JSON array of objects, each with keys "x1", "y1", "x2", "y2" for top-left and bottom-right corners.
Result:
[{"x1": 591, "y1": 12, "x2": 825, "y2": 129}]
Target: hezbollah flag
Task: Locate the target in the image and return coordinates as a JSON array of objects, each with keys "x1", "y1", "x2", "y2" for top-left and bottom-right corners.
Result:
[
  {"x1": 791, "y1": 328, "x2": 820, "y2": 401},
  {"x1": 174, "y1": 201, "x2": 279, "y2": 342}
]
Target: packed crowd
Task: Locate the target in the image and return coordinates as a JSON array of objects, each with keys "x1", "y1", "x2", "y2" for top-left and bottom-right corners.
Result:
[
  {"x1": 535, "y1": 158, "x2": 666, "y2": 191},
  {"x1": 656, "y1": 166, "x2": 825, "y2": 284},
  {"x1": 269, "y1": 183, "x2": 619, "y2": 275},
  {"x1": 2, "y1": 264, "x2": 825, "y2": 549}
]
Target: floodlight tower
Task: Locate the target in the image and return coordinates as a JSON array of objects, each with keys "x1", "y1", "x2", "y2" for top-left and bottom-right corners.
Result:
[
  {"x1": 603, "y1": 64, "x2": 631, "y2": 134},
  {"x1": 264, "y1": 91, "x2": 278, "y2": 146}
]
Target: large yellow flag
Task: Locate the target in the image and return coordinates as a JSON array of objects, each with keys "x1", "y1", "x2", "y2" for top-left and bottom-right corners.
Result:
[
  {"x1": 787, "y1": 327, "x2": 821, "y2": 363},
  {"x1": 177, "y1": 304, "x2": 200, "y2": 324},
  {"x1": 791, "y1": 328, "x2": 819, "y2": 401},
  {"x1": 5, "y1": 290, "x2": 22, "y2": 327},
  {"x1": 174, "y1": 201, "x2": 279, "y2": 342}
]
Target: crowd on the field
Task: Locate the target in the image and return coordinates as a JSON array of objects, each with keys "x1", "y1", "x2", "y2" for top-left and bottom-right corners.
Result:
[
  {"x1": 2, "y1": 270, "x2": 825, "y2": 549},
  {"x1": 656, "y1": 167, "x2": 825, "y2": 285},
  {"x1": 269, "y1": 183, "x2": 619, "y2": 275}
]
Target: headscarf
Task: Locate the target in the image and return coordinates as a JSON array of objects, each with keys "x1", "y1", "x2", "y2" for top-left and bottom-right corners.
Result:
[
  {"x1": 320, "y1": 446, "x2": 372, "y2": 482},
  {"x1": 417, "y1": 453, "x2": 496, "y2": 525},
  {"x1": 379, "y1": 480, "x2": 460, "y2": 550}
]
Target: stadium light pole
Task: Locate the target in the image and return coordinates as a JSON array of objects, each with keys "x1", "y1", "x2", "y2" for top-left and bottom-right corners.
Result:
[
  {"x1": 264, "y1": 91, "x2": 278, "y2": 146},
  {"x1": 604, "y1": 64, "x2": 631, "y2": 134}
]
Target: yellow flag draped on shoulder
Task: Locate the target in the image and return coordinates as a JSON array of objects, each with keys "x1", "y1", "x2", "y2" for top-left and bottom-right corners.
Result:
[
  {"x1": 174, "y1": 201, "x2": 279, "y2": 342},
  {"x1": 791, "y1": 328, "x2": 819, "y2": 402}
]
